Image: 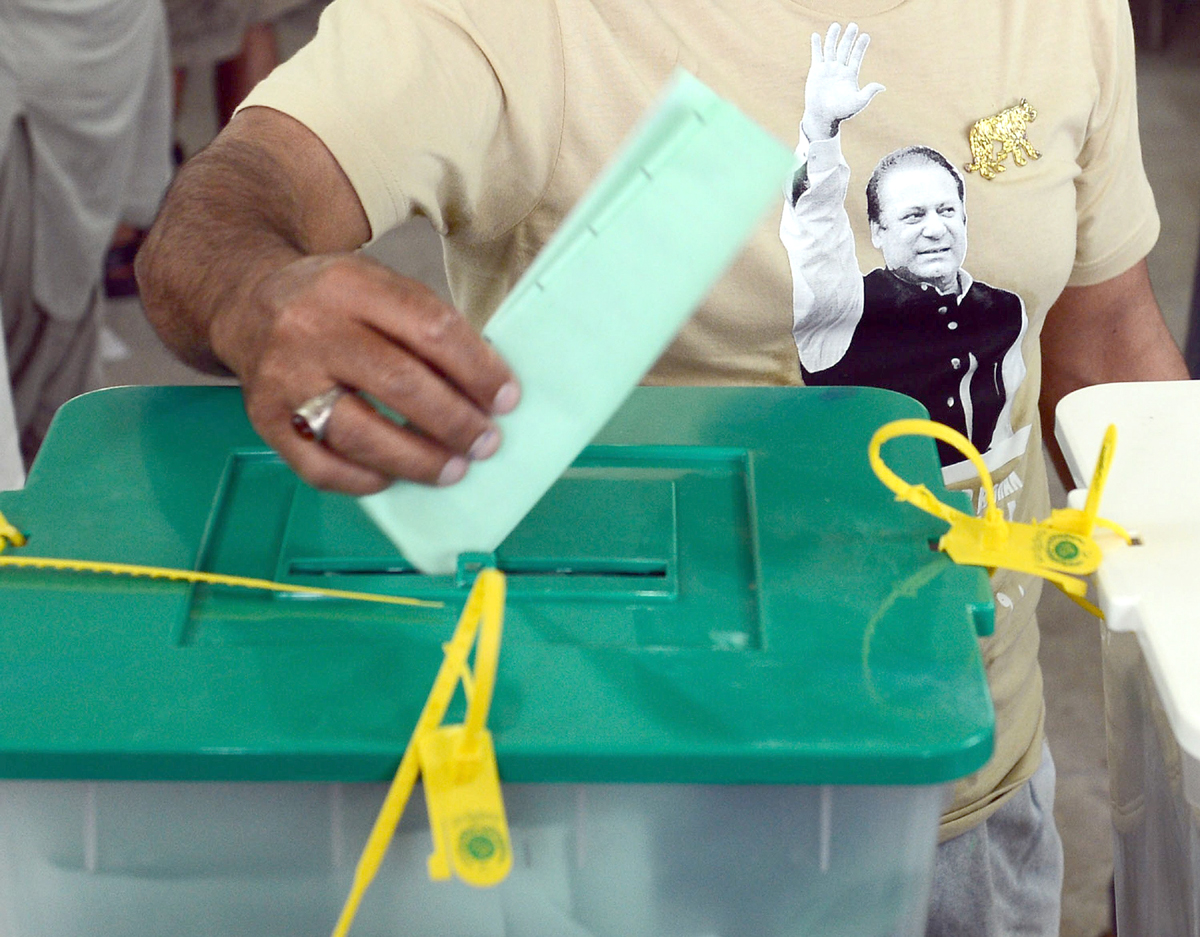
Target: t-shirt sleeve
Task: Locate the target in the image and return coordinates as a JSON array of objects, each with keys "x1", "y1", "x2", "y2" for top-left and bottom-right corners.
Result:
[
  {"x1": 1068, "y1": 0, "x2": 1159, "y2": 287},
  {"x1": 237, "y1": 0, "x2": 564, "y2": 244}
]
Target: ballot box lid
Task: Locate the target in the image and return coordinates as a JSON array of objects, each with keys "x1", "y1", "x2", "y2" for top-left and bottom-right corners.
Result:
[{"x1": 0, "y1": 385, "x2": 993, "y2": 786}]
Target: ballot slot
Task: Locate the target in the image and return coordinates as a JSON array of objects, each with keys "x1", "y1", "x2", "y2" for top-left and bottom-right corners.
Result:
[
  {"x1": 284, "y1": 556, "x2": 672, "y2": 581},
  {"x1": 277, "y1": 473, "x2": 680, "y2": 601},
  {"x1": 182, "y1": 447, "x2": 762, "y2": 650}
]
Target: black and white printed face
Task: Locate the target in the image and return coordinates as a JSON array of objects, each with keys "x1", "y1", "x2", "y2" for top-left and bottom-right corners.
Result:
[{"x1": 869, "y1": 162, "x2": 968, "y2": 295}]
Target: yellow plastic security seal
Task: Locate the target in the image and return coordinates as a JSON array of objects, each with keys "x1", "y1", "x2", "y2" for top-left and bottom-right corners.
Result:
[
  {"x1": 0, "y1": 510, "x2": 508, "y2": 934},
  {"x1": 331, "y1": 567, "x2": 511, "y2": 937},
  {"x1": 868, "y1": 419, "x2": 1130, "y2": 617},
  {"x1": 0, "y1": 510, "x2": 439, "y2": 609},
  {"x1": 0, "y1": 512, "x2": 25, "y2": 550}
]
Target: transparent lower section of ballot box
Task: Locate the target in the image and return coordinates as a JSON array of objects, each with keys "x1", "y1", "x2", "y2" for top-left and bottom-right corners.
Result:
[
  {"x1": 0, "y1": 780, "x2": 948, "y2": 937},
  {"x1": 1104, "y1": 630, "x2": 1200, "y2": 937}
]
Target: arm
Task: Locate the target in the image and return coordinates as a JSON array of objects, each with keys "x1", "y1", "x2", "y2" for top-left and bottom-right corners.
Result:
[
  {"x1": 780, "y1": 22, "x2": 885, "y2": 373},
  {"x1": 780, "y1": 136, "x2": 863, "y2": 371},
  {"x1": 1039, "y1": 258, "x2": 1189, "y2": 485},
  {"x1": 135, "y1": 106, "x2": 519, "y2": 495}
]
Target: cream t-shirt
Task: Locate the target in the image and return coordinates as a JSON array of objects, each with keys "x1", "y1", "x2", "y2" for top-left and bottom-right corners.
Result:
[{"x1": 242, "y1": 0, "x2": 1158, "y2": 839}]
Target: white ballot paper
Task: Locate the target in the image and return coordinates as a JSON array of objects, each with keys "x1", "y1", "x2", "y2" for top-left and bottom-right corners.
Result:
[{"x1": 359, "y1": 71, "x2": 794, "y2": 574}]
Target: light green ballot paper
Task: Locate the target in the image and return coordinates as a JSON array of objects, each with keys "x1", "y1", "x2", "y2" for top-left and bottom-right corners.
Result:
[{"x1": 360, "y1": 71, "x2": 795, "y2": 574}]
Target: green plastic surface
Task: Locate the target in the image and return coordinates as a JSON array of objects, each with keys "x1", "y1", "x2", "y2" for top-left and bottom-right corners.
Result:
[
  {"x1": 0, "y1": 385, "x2": 994, "y2": 786},
  {"x1": 361, "y1": 71, "x2": 797, "y2": 574}
]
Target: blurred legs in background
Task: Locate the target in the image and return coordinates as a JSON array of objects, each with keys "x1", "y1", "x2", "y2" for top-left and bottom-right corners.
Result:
[{"x1": 0, "y1": 0, "x2": 173, "y2": 466}]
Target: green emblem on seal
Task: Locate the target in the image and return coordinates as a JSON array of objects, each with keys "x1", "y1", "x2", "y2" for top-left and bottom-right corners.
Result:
[
  {"x1": 458, "y1": 825, "x2": 506, "y2": 865},
  {"x1": 1045, "y1": 534, "x2": 1083, "y2": 566}
]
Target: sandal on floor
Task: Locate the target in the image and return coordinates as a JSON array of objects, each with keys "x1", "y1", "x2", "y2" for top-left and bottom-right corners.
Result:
[{"x1": 104, "y1": 228, "x2": 147, "y2": 300}]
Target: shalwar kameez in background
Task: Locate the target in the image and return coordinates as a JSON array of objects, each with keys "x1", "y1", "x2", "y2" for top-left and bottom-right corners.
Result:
[{"x1": 0, "y1": 0, "x2": 173, "y2": 470}]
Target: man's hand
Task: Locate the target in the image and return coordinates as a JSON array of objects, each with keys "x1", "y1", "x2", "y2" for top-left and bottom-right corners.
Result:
[
  {"x1": 225, "y1": 253, "x2": 519, "y2": 495},
  {"x1": 137, "y1": 107, "x2": 520, "y2": 495},
  {"x1": 801, "y1": 23, "x2": 885, "y2": 143}
]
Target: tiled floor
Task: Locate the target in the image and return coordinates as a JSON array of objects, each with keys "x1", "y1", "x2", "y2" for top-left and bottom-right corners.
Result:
[{"x1": 99, "y1": 8, "x2": 1200, "y2": 937}]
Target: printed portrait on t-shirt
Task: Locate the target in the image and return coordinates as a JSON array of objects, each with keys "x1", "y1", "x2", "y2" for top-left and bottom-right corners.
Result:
[{"x1": 779, "y1": 24, "x2": 1031, "y2": 485}]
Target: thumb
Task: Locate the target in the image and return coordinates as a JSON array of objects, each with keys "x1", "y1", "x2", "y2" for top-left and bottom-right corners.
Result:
[{"x1": 859, "y1": 82, "x2": 886, "y2": 106}]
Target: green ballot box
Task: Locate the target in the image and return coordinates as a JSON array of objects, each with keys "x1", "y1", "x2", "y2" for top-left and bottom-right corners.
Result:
[{"x1": 0, "y1": 385, "x2": 993, "y2": 937}]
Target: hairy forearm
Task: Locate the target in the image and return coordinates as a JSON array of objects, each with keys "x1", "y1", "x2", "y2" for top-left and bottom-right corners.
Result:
[
  {"x1": 132, "y1": 110, "x2": 519, "y2": 496},
  {"x1": 135, "y1": 108, "x2": 369, "y2": 377},
  {"x1": 136, "y1": 141, "x2": 300, "y2": 374},
  {"x1": 1039, "y1": 259, "x2": 1189, "y2": 484}
]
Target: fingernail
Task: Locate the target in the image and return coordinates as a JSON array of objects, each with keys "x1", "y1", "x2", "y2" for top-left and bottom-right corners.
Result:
[
  {"x1": 437, "y1": 456, "x2": 469, "y2": 487},
  {"x1": 492, "y1": 381, "x2": 521, "y2": 415},
  {"x1": 468, "y1": 427, "x2": 501, "y2": 461}
]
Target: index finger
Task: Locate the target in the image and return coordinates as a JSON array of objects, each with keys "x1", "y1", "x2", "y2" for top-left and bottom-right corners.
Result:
[
  {"x1": 847, "y1": 30, "x2": 871, "y2": 73},
  {"x1": 836, "y1": 23, "x2": 860, "y2": 65},
  {"x1": 822, "y1": 22, "x2": 842, "y2": 62}
]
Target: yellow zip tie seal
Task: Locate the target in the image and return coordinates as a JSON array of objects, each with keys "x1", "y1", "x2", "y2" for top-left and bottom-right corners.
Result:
[
  {"x1": 0, "y1": 508, "x2": 506, "y2": 933},
  {"x1": 0, "y1": 511, "x2": 440, "y2": 609},
  {"x1": 331, "y1": 567, "x2": 511, "y2": 937},
  {"x1": 0, "y1": 512, "x2": 26, "y2": 550},
  {"x1": 868, "y1": 419, "x2": 1129, "y2": 618}
]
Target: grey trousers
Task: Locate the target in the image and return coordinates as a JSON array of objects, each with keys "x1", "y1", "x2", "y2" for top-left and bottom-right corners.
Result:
[
  {"x1": 926, "y1": 742, "x2": 1065, "y2": 937},
  {"x1": 0, "y1": 117, "x2": 102, "y2": 470}
]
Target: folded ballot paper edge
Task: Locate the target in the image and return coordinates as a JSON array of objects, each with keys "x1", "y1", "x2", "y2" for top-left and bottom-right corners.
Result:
[{"x1": 360, "y1": 71, "x2": 796, "y2": 575}]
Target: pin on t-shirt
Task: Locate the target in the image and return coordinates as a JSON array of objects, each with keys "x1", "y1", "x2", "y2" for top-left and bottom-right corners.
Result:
[{"x1": 965, "y1": 99, "x2": 1042, "y2": 180}]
